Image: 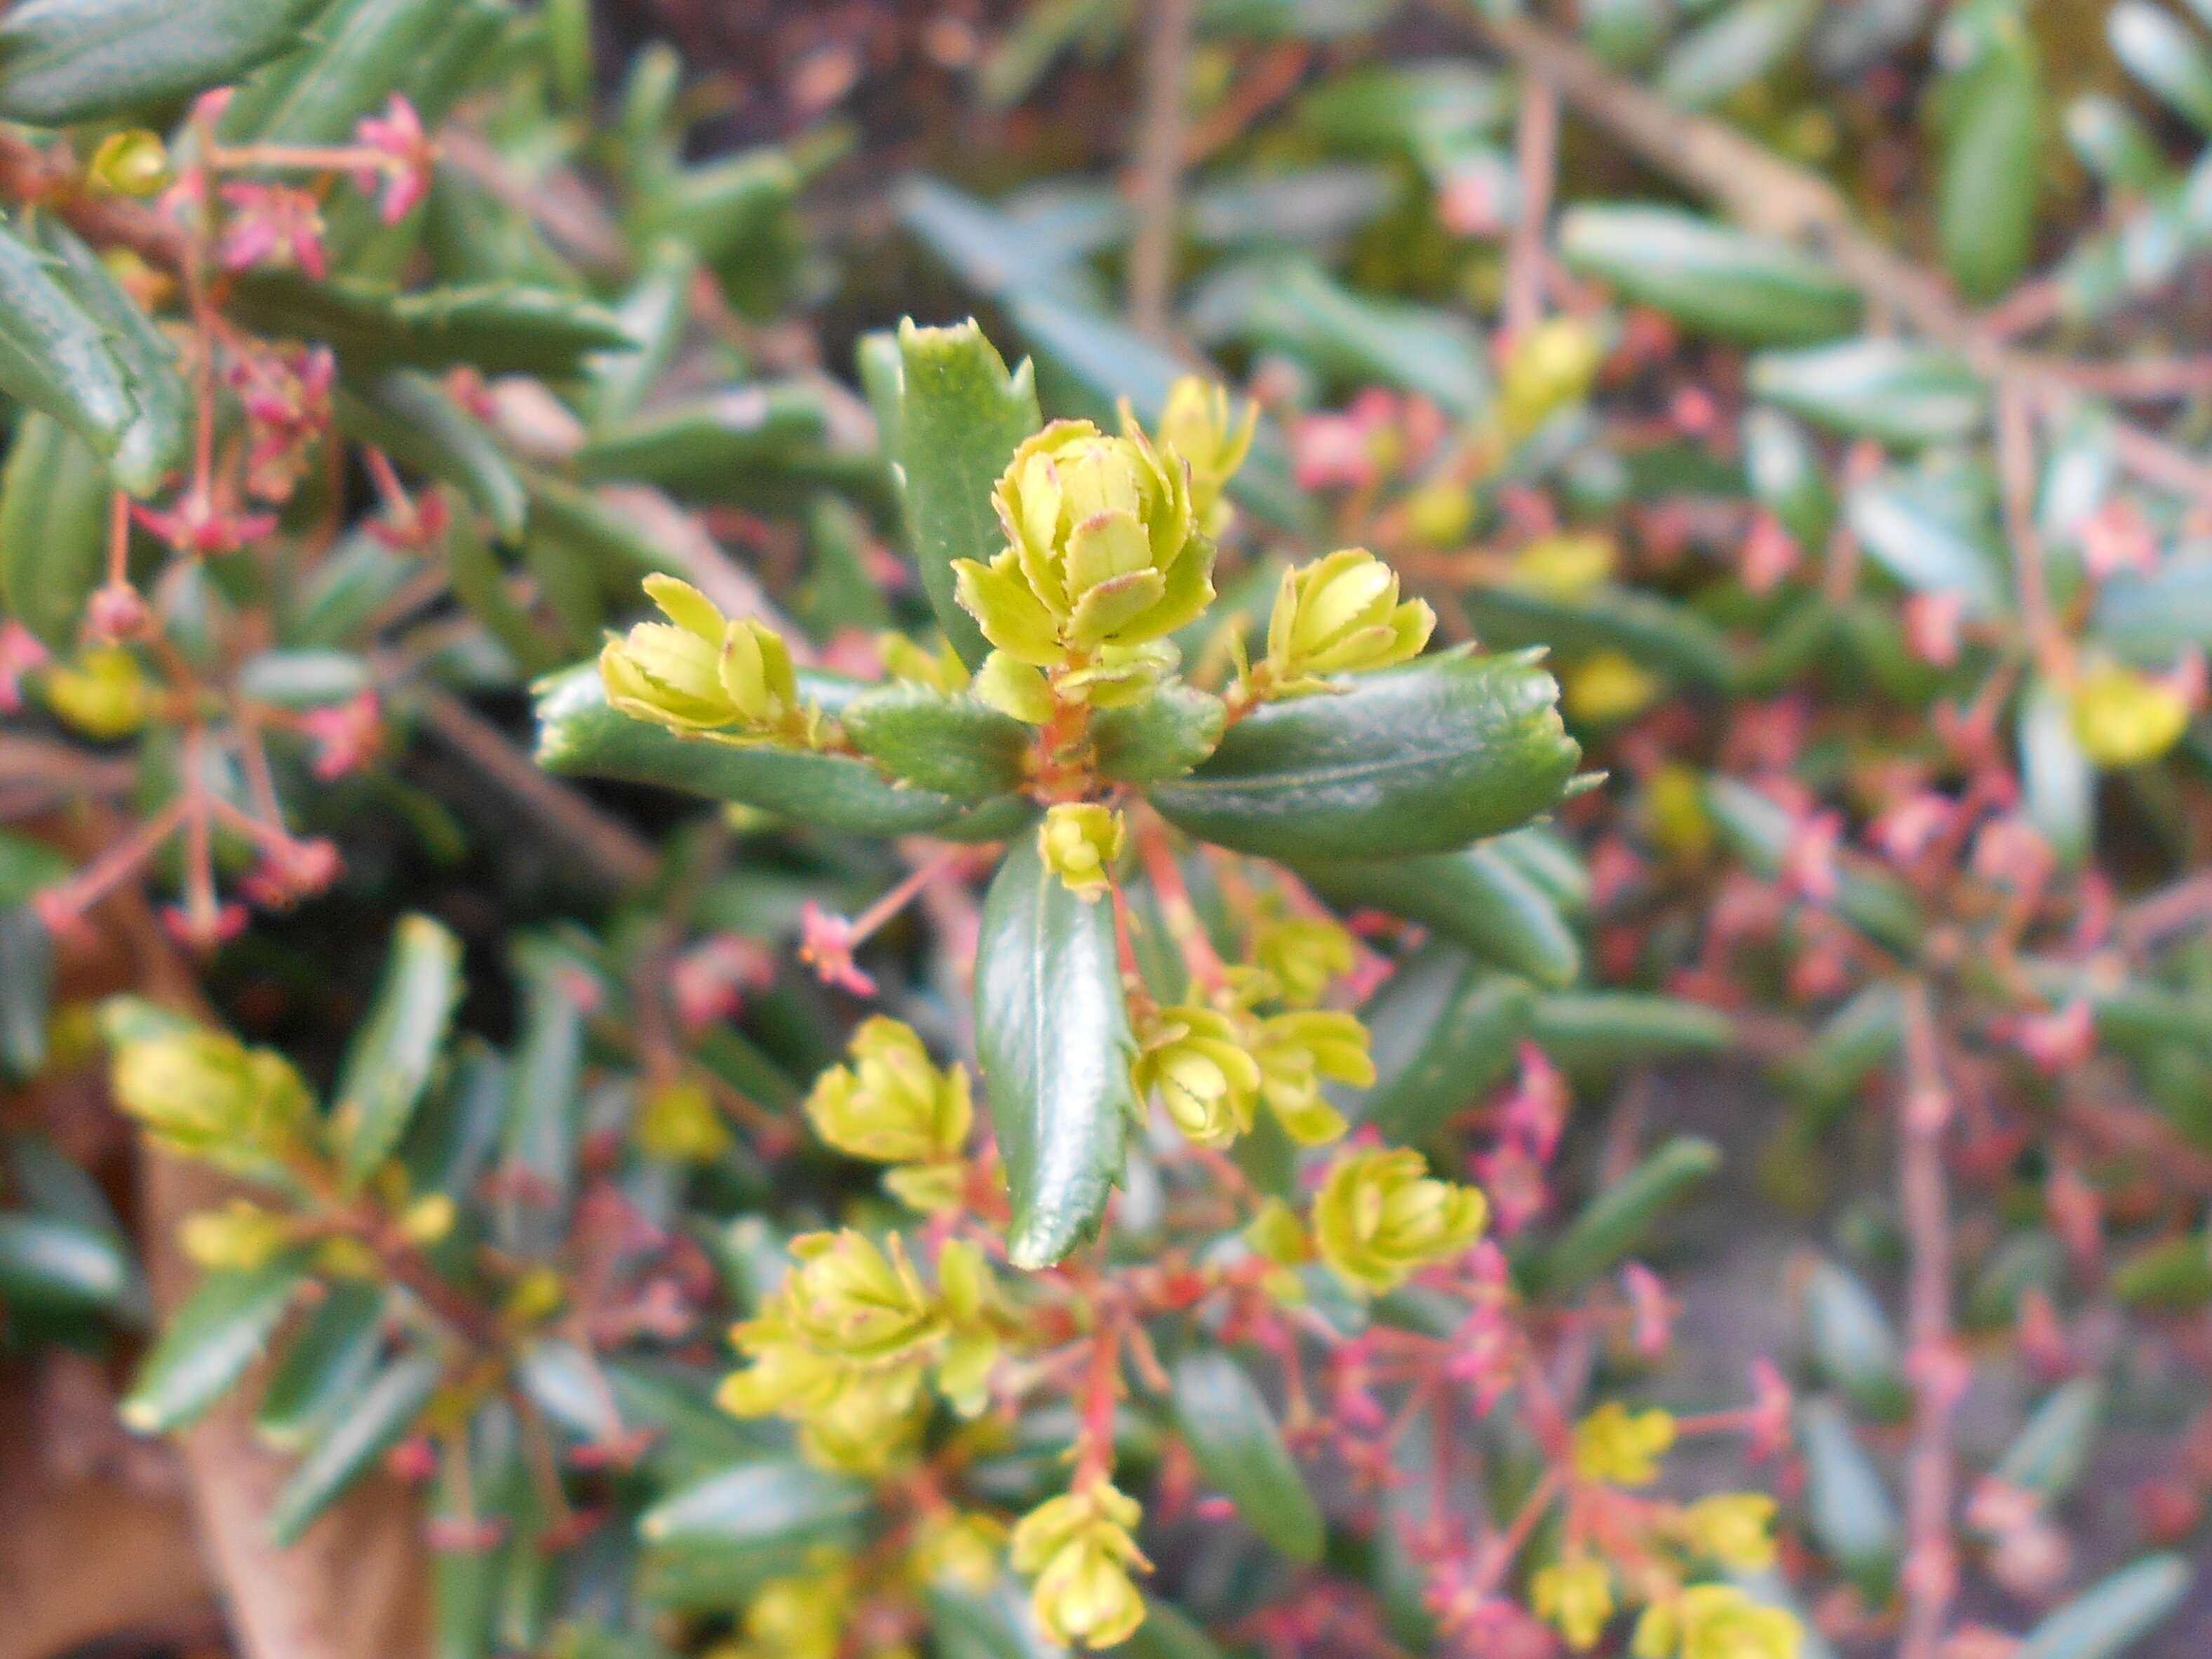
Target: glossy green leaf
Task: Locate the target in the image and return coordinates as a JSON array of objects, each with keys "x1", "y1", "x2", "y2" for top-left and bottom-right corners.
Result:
[
  {"x1": 2021, "y1": 679, "x2": 2093, "y2": 867},
  {"x1": 1783, "y1": 981, "x2": 1904, "y2": 1127},
  {"x1": 1527, "y1": 993, "x2": 1734, "y2": 1069},
  {"x1": 333, "y1": 914, "x2": 464, "y2": 1186},
  {"x1": 976, "y1": 833, "x2": 1137, "y2": 1268},
  {"x1": 516, "y1": 1336, "x2": 626, "y2": 1444},
  {"x1": 1114, "y1": 1599, "x2": 1228, "y2": 1659},
  {"x1": 638, "y1": 1459, "x2": 867, "y2": 1548},
  {"x1": 1991, "y1": 1378, "x2": 2103, "y2": 1504},
  {"x1": 220, "y1": 0, "x2": 457, "y2": 145},
  {"x1": 584, "y1": 238, "x2": 699, "y2": 430},
  {"x1": 534, "y1": 662, "x2": 1026, "y2": 838},
  {"x1": 841, "y1": 683, "x2": 1033, "y2": 801},
  {"x1": 1559, "y1": 205, "x2": 1860, "y2": 344},
  {"x1": 256, "y1": 1280, "x2": 387, "y2": 1451},
  {"x1": 1348, "y1": 945, "x2": 1535, "y2": 1146},
  {"x1": 571, "y1": 385, "x2": 841, "y2": 492},
  {"x1": 495, "y1": 937, "x2": 593, "y2": 1256},
  {"x1": 0, "y1": 411, "x2": 109, "y2": 651},
  {"x1": 227, "y1": 273, "x2": 631, "y2": 378},
  {"x1": 2015, "y1": 1555, "x2": 2191, "y2": 1659},
  {"x1": 1802, "y1": 1258, "x2": 1910, "y2": 1420},
  {"x1": 1300, "y1": 846, "x2": 1580, "y2": 987},
  {"x1": 269, "y1": 1346, "x2": 443, "y2": 1545},
  {"x1": 337, "y1": 372, "x2": 526, "y2": 541},
  {"x1": 1093, "y1": 682, "x2": 1229, "y2": 785},
  {"x1": 1657, "y1": 0, "x2": 1821, "y2": 109},
  {"x1": 0, "y1": 1211, "x2": 131, "y2": 1315},
  {"x1": 1742, "y1": 406, "x2": 1837, "y2": 555},
  {"x1": 1936, "y1": 13, "x2": 2044, "y2": 302},
  {"x1": 1295, "y1": 62, "x2": 1511, "y2": 160},
  {"x1": 1845, "y1": 470, "x2": 2009, "y2": 616},
  {"x1": 2109, "y1": 1, "x2": 2212, "y2": 133},
  {"x1": 1171, "y1": 1349, "x2": 1323, "y2": 1562},
  {"x1": 891, "y1": 318, "x2": 1040, "y2": 668},
  {"x1": 1457, "y1": 584, "x2": 1741, "y2": 691},
  {"x1": 32, "y1": 219, "x2": 189, "y2": 498},
  {"x1": 0, "y1": 217, "x2": 135, "y2": 459},
  {"x1": 926, "y1": 1581, "x2": 1065, "y2": 1659},
  {"x1": 0, "y1": 0, "x2": 321, "y2": 122},
  {"x1": 1149, "y1": 650, "x2": 1582, "y2": 862},
  {"x1": 122, "y1": 1254, "x2": 311, "y2": 1433},
  {"x1": 0, "y1": 908, "x2": 54, "y2": 1081},
  {"x1": 1747, "y1": 341, "x2": 1988, "y2": 447},
  {"x1": 2064, "y1": 94, "x2": 2171, "y2": 191},
  {"x1": 2093, "y1": 560, "x2": 2212, "y2": 662},
  {"x1": 1532, "y1": 1135, "x2": 1722, "y2": 1294},
  {"x1": 1798, "y1": 1395, "x2": 1901, "y2": 1592}
]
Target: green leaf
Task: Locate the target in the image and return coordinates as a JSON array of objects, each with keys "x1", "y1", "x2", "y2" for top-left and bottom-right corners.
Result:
[
  {"x1": 1741, "y1": 406, "x2": 1837, "y2": 555},
  {"x1": 570, "y1": 386, "x2": 860, "y2": 504},
  {"x1": 1782, "y1": 981, "x2": 1904, "y2": 1129},
  {"x1": 892, "y1": 318, "x2": 1041, "y2": 668},
  {"x1": 1657, "y1": 0, "x2": 1821, "y2": 109},
  {"x1": 122, "y1": 1254, "x2": 311, "y2": 1433},
  {"x1": 1802, "y1": 1259, "x2": 1910, "y2": 1420},
  {"x1": 583, "y1": 238, "x2": 699, "y2": 431},
  {"x1": 1747, "y1": 340, "x2": 1988, "y2": 447},
  {"x1": 2064, "y1": 93, "x2": 2171, "y2": 191},
  {"x1": 2109, "y1": 1, "x2": 2212, "y2": 133},
  {"x1": 220, "y1": 0, "x2": 459, "y2": 145},
  {"x1": 1347, "y1": 945, "x2": 1534, "y2": 1146},
  {"x1": 1798, "y1": 1395, "x2": 1901, "y2": 1594},
  {"x1": 0, "y1": 411, "x2": 109, "y2": 651},
  {"x1": 975, "y1": 833, "x2": 1137, "y2": 1268},
  {"x1": 1936, "y1": 15, "x2": 2044, "y2": 302},
  {"x1": 32, "y1": 218, "x2": 190, "y2": 498},
  {"x1": 926, "y1": 1581, "x2": 1066, "y2": 1659},
  {"x1": 1093, "y1": 682, "x2": 1229, "y2": 785},
  {"x1": 1148, "y1": 650, "x2": 1582, "y2": 862},
  {"x1": 269, "y1": 1346, "x2": 443, "y2": 1545},
  {"x1": 534, "y1": 662, "x2": 1027, "y2": 838},
  {"x1": 256, "y1": 1280, "x2": 387, "y2": 1451},
  {"x1": 1527, "y1": 993, "x2": 1734, "y2": 1070},
  {"x1": 1456, "y1": 584, "x2": 1741, "y2": 691},
  {"x1": 495, "y1": 937, "x2": 593, "y2": 1254},
  {"x1": 226, "y1": 274, "x2": 632, "y2": 379},
  {"x1": 1845, "y1": 471, "x2": 2009, "y2": 617},
  {"x1": 2021, "y1": 679, "x2": 2093, "y2": 867},
  {"x1": 2112, "y1": 1233, "x2": 2212, "y2": 1311},
  {"x1": 1532, "y1": 1135, "x2": 1721, "y2": 1294},
  {"x1": 0, "y1": 217, "x2": 136, "y2": 459},
  {"x1": 638, "y1": 1459, "x2": 868, "y2": 1548},
  {"x1": 0, "y1": 1211, "x2": 131, "y2": 1315},
  {"x1": 333, "y1": 914, "x2": 464, "y2": 1186},
  {"x1": 1300, "y1": 846, "x2": 1581, "y2": 988},
  {"x1": 0, "y1": 910, "x2": 55, "y2": 1081},
  {"x1": 336, "y1": 372, "x2": 526, "y2": 542},
  {"x1": 1171, "y1": 1349, "x2": 1324, "y2": 1563},
  {"x1": 0, "y1": 0, "x2": 323, "y2": 123},
  {"x1": 2015, "y1": 1555, "x2": 2191, "y2": 1659},
  {"x1": 1558, "y1": 204, "x2": 1861, "y2": 344},
  {"x1": 516, "y1": 1336, "x2": 626, "y2": 1444},
  {"x1": 445, "y1": 503, "x2": 565, "y2": 677},
  {"x1": 1112, "y1": 1600, "x2": 1227, "y2": 1659},
  {"x1": 1704, "y1": 777, "x2": 1926, "y2": 955},
  {"x1": 841, "y1": 683, "x2": 1033, "y2": 801},
  {"x1": 1991, "y1": 1378, "x2": 2103, "y2": 1505},
  {"x1": 633, "y1": 151, "x2": 804, "y2": 318}
]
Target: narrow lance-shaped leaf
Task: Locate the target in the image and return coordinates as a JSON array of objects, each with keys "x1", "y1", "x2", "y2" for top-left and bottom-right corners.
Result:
[
  {"x1": 0, "y1": 0, "x2": 325, "y2": 124},
  {"x1": 1802, "y1": 1258, "x2": 1910, "y2": 1420},
  {"x1": 1532, "y1": 1136, "x2": 1721, "y2": 1295},
  {"x1": 32, "y1": 218, "x2": 190, "y2": 498},
  {"x1": 0, "y1": 414, "x2": 109, "y2": 654},
  {"x1": 336, "y1": 372, "x2": 527, "y2": 542},
  {"x1": 1527, "y1": 993, "x2": 1734, "y2": 1071},
  {"x1": 1348, "y1": 947, "x2": 1536, "y2": 1147},
  {"x1": 2014, "y1": 1554, "x2": 2191, "y2": 1659},
  {"x1": 1936, "y1": 6, "x2": 2044, "y2": 302},
  {"x1": 892, "y1": 318, "x2": 1041, "y2": 668},
  {"x1": 839, "y1": 683, "x2": 1034, "y2": 801},
  {"x1": 1171, "y1": 1350, "x2": 1325, "y2": 1563},
  {"x1": 975, "y1": 833, "x2": 1137, "y2": 1269},
  {"x1": 0, "y1": 1211, "x2": 133, "y2": 1315},
  {"x1": 1990, "y1": 1378, "x2": 2104, "y2": 1505},
  {"x1": 1300, "y1": 846, "x2": 1581, "y2": 989},
  {"x1": 269, "y1": 1346, "x2": 445, "y2": 1545},
  {"x1": 334, "y1": 914, "x2": 464, "y2": 1185},
  {"x1": 0, "y1": 217, "x2": 136, "y2": 459},
  {"x1": 1748, "y1": 340, "x2": 1988, "y2": 447},
  {"x1": 122, "y1": 1253, "x2": 313, "y2": 1433},
  {"x1": 1559, "y1": 204, "x2": 1861, "y2": 344},
  {"x1": 255, "y1": 1280, "x2": 387, "y2": 1450},
  {"x1": 1798, "y1": 1395, "x2": 1903, "y2": 1594}
]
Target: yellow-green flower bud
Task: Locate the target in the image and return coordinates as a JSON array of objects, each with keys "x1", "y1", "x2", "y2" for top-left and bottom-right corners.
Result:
[
  {"x1": 1132, "y1": 1002, "x2": 1262, "y2": 1147},
  {"x1": 1311, "y1": 1146, "x2": 1488, "y2": 1294},
  {"x1": 1643, "y1": 762, "x2": 1715, "y2": 860},
  {"x1": 1142, "y1": 377, "x2": 1255, "y2": 536},
  {"x1": 1565, "y1": 650, "x2": 1661, "y2": 724},
  {"x1": 42, "y1": 646, "x2": 149, "y2": 740},
  {"x1": 2070, "y1": 664, "x2": 2190, "y2": 767},
  {"x1": 804, "y1": 1017, "x2": 972, "y2": 1165},
  {"x1": 781, "y1": 1228, "x2": 946, "y2": 1365},
  {"x1": 89, "y1": 129, "x2": 173, "y2": 197},
  {"x1": 1573, "y1": 1401, "x2": 1676, "y2": 1487},
  {"x1": 1252, "y1": 1010, "x2": 1368, "y2": 1145},
  {"x1": 1011, "y1": 1481, "x2": 1150, "y2": 1651},
  {"x1": 1403, "y1": 478, "x2": 1476, "y2": 549},
  {"x1": 1259, "y1": 548, "x2": 1434, "y2": 697},
  {"x1": 1250, "y1": 914, "x2": 1356, "y2": 1008},
  {"x1": 1533, "y1": 1557, "x2": 1616, "y2": 1652},
  {"x1": 1510, "y1": 531, "x2": 1617, "y2": 599},
  {"x1": 179, "y1": 1198, "x2": 293, "y2": 1271},
  {"x1": 955, "y1": 419, "x2": 1213, "y2": 675},
  {"x1": 1499, "y1": 316, "x2": 1604, "y2": 438},
  {"x1": 600, "y1": 575, "x2": 808, "y2": 743},
  {"x1": 110, "y1": 1028, "x2": 316, "y2": 1172},
  {"x1": 633, "y1": 1078, "x2": 732, "y2": 1163},
  {"x1": 1039, "y1": 804, "x2": 1125, "y2": 900},
  {"x1": 908, "y1": 1510, "x2": 1009, "y2": 1592}
]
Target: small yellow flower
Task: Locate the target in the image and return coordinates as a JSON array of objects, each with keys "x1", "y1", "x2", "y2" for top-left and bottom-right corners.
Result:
[
  {"x1": 1637, "y1": 1585, "x2": 1802, "y2": 1659},
  {"x1": 1132, "y1": 1002, "x2": 1262, "y2": 1147},
  {"x1": 1532, "y1": 1557, "x2": 1616, "y2": 1651},
  {"x1": 781, "y1": 1229, "x2": 946, "y2": 1365},
  {"x1": 725, "y1": 1553, "x2": 851, "y2": 1659},
  {"x1": 600, "y1": 575, "x2": 811, "y2": 743},
  {"x1": 1311, "y1": 1147, "x2": 1488, "y2": 1294},
  {"x1": 1509, "y1": 531, "x2": 1617, "y2": 599},
  {"x1": 1499, "y1": 316, "x2": 1604, "y2": 437},
  {"x1": 1250, "y1": 914, "x2": 1356, "y2": 1008},
  {"x1": 43, "y1": 646, "x2": 149, "y2": 740},
  {"x1": 179, "y1": 1199, "x2": 292, "y2": 1270},
  {"x1": 1681, "y1": 1493, "x2": 1778, "y2": 1571},
  {"x1": 2070, "y1": 664, "x2": 2190, "y2": 768},
  {"x1": 1565, "y1": 651, "x2": 1662, "y2": 723},
  {"x1": 1039, "y1": 804, "x2": 1126, "y2": 899},
  {"x1": 88, "y1": 129, "x2": 172, "y2": 197},
  {"x1": 908, "y1": 1509, "x2": 1009, "y2": 1592},
  {"x1": 399, "y1": 1191, "x2": 456, "y2": 1245},
  {"x1": 109, "y1": 1025, "x2": 316, "y2": 1172},
  {"x1": 1403, "y1": 478, "x2": 1476, "y2": 548},
  {"x1": 1243, "y1": 1198, "x2": 1311, "y2": 1266},
  {"x1": 1645, "y1": 762, "x2": 1715, "y2": 860},
  {"x1": 504, "y1": 1264, "x2": 567, "y2": 1325},
  {"x1": 633, "y1": 1078, "x2": 732, "y2": 1163},
  {"x1": 1574, "y1": 1401, "x2": 1677, "y2": 1487},
  {"x1": 1143, "y1": 377, "x2": 1255, "y2": 536},
  {"x1": 1259, "y1": 548, "x2": 1434, "y2": 696},
  {"x1": 1011, "y1": 1481, "x2": 1151, "y2": 1651},
  {"x1": 1251, "y1": 1010, "x2": 1369, "y2": 1145},
  {"x1": 804, "y1": 1018, "x2": 972, "y2": 1167}
]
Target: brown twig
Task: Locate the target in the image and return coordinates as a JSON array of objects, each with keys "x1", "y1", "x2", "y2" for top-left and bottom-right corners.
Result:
[
  {"x1": 1898, "y1": 980, "x2": 1957, "y2": 1659},
  {"x1": 1127, "y1": 0, "x2": 1199, "y2": 340},
  {"x1": 1504, "y1": 77, "x2": 1560, "y2": 341}
]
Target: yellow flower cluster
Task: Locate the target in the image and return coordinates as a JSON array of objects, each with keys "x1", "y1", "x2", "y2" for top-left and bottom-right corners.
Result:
[
  {"x1": 718, "y1": 1229, "x2": 997, "y2": 1473},
  {"x1": 600, "y1": 575, "x2": 818, "y2": 747},
  {"x1": 1149, "y1": 378, "x2": 1255, "y2": 536},
  {"x1": 804, "y1": 1018, "x2": 973, "y2": 1213},
  {"x1": 1531, "y1": 1491, "x2": 1790, "y2": 1655},
  {"x1": 1010, "y1": 1479, "x2": 1150, "y2": 1650},
  {"x1": 1574, "y1": 1402, "x2": 1678, "y2": 1487},
  {"x1": 1131, "y1": 1000, "x2": 1371, "y2": 1149},
  {"x1": 1039, "y1": 803, "x2": 1126, "y2": 899},
  {"x1": 1248, "y1": 547, "x2": 1434, "y2": 700},
  {"x1": 1633, "y1": 1585, "x2": 1801, "y2": 1659},
  {"x1": 2070, "y1": 663, "x2": 2190, "y2": 768},
  {"x1": 1249, "y1": 914, "x2": 1356, "y2": 1008},
  {"x1": 1311, "y1": 1147, "x2": 1488, "y2": 1294},
  {"x1": 633, "y1": 1078, "x2": 732, "y2": 1163}
]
